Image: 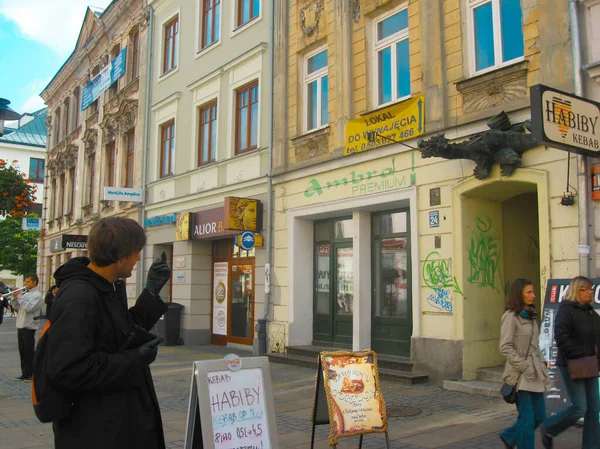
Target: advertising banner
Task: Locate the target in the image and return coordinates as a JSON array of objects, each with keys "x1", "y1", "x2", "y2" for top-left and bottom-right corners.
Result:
[
  {"x1": 312, "y1": 350, "x2": 387, "y2": 446},
  {"x1": 344, "y1": 95, "x2": 424, "y2": 156},
  {"x1": 103, "y1": 186, "x2": 143, "y2": 202},
  {"x1": 541, "y1": 279, "x2": 600, "y2": 415},
  {"x1": 82, "y1": 47, "x2": 127, "y2": 110},
  {"x1": 212, "y1": 262, "x2": 228, "y2": 336},
  {"x1": 223, "y1": 197, "x2": 261, "y2": 232}
]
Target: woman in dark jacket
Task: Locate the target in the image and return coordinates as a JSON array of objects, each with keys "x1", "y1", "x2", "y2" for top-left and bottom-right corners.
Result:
[{"x1": 541, "y1": 276, "x2": 600, "y2": 449}]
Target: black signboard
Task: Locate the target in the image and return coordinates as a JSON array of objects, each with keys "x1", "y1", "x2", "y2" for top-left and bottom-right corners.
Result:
[
  {"x1": 541, "y1": 279, "x2": 600, "y2": 415},
  {"x1": 530, "y1": 84, "x2": 600, "y2": 157},
  {"x1": 50, "y1": 235, "x2": 88, "y2": 252}
]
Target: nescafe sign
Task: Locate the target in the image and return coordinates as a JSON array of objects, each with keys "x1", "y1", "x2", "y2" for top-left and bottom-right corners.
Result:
[{"x1": 50, "y1": 235, "x2": 88, "y2": 252}]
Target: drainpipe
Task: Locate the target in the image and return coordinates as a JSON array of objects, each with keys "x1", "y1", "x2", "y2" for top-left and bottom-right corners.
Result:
[
  {"x1": 255, "y1": 0, "x2": 275, "y2": 355},
  {"x1": 138, "y1": 6, "x2": 154, "y2": 290},
  {"x1": 570, "y1": 0, "x2": 590, "y2": 276}
]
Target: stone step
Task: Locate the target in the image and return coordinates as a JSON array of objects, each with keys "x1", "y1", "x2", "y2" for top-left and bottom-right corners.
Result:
[
  {"x1": 285, "y1": 345, "x2": 414, "y2": 372},
  {"x1": 442, "y1": 380, "x2": 503, "y2": 398},
  {"x1": 267, "y1": 352, "x2": 429, "y2": 385},
  {"x1": 477, "y1": 365, "x2": 504, "y2": 383}
]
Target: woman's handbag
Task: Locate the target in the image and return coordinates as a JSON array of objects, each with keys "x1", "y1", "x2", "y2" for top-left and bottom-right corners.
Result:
[
  {"x1": 500, "y1": 320, "x2": 534, "y2": 404},
  {"x1": 567, "y1": 344, "x2": 599, "y2": 380},
  {"x1": 500, "y1": 382, "x2": 518, "y2": 404}
]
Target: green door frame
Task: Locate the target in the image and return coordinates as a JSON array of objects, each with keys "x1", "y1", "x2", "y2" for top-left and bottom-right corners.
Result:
[
  {"x1": 312, "y1": 218, "x2": 353, "y2": 348},
  {"x1": 371, "y1": 208, "x2": 412, "y2": 357}
]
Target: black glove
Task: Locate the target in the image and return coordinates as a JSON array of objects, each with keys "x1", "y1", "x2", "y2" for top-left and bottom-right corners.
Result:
[
  {"x1": 145, "y1": 252, "x2": 171, "y2": 294},
  {"x1": 137, "y1": 336, "x2": 163, "y2": 365}
]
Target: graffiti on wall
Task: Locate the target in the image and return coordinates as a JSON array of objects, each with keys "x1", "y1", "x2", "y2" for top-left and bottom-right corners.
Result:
[
  {"x1": 467, "y1": 217, "x2": 509, "y2": 295},
  {"x1": 422, "y1": 251, "x2": 465, "y2": 313}
]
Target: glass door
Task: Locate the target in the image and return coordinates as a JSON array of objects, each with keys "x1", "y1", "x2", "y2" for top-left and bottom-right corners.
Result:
[
  {"x1": 229, "y1": 263, "x2": 254, "y2": 345},
  {"x1": 313, "y1": 218, "x2": 353, "y2": 348},
  {"x1": 372, "y1": 210, "x2": 411, "y2": 356}
]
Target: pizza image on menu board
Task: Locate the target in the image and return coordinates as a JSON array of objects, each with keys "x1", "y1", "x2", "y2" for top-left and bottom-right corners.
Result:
[{"x1": 320, "y1": 350, "x2": 387, "y2": 445}]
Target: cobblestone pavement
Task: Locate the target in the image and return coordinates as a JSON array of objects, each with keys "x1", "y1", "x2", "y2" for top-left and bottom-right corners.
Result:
[{"x1": 0, "y1": 318, "x2": 583, "y2": 448}]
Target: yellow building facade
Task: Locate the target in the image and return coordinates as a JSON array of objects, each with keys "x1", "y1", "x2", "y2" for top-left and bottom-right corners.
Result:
[{"x1": 271, "y1": 0, "x2": 586, "y2": 382}]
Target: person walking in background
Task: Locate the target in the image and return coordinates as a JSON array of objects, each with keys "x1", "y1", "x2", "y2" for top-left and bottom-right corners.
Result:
[
  {"x1": 540, "y1": 276, "x2": 600, "y2": 449},
  {"x1": 44, "y1": 285, "x2": 58, "y2": 319},
  {"x1": 10, "y1": 275, "x2": 43, "y2": 382},
  {"x1": 499, "y1": 278, "x2": 552, "y2": 449},
  {"x1": 46, "y1": 217, "x2": 171, "y2": 449}
]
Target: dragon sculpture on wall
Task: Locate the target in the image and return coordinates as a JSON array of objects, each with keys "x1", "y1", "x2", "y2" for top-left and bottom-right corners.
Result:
[{"x1": 417, "y1": 111, "x2": 537, "y2": 179}]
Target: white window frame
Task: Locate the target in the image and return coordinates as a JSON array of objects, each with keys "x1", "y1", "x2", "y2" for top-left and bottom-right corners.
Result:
[
  {"x1": 303, "y1": 46, "x2": 328, "y2": 133},
  {"x1": 466, "y1": 0, "x2": 525, "y2": 76},
  {"x1": 373, "y1": 5, "x2": 411, "y2": 108}
]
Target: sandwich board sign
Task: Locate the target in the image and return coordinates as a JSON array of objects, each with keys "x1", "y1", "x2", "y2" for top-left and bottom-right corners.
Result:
[
  {"x1": 184, "y1": 354, "x2": 279, "y2": 449},
  {"x1": 311, "y1": 350, "x2": 389, "y2": 448}
]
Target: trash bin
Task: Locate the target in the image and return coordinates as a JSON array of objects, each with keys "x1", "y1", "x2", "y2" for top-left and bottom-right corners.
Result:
[{"x1": 155, "y1": 302, "x2": 184, "y2": 346}]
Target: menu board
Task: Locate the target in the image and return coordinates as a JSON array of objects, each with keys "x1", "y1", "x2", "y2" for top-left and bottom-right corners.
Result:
[
  {"x1": 541, "y1": 279, "x2": 600, "y2": 415},
  {"x1": 184, "y1": 356, "x2": 279, "y2": 449},
  {"x1": 312, "y1": 350, "x2": 387, "y2": 446}
]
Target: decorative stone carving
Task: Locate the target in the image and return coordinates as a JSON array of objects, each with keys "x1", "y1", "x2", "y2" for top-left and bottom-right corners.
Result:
[
  {"x1": 300, "y1": 0, "x2": 324, "y2": 37},
  {"x1": 121, "y1": 110, "x2": 136, "y2": 133},
  {"x1": 292, "y1": 127, "x2": 330, "y2": 162},
  {"x1": 47, "y1": 158, "x2": 58, "y2": 179},
  {"x1": 456, "y1": 61, "x2": 529, "y2": 113},
  {"x1": 65, "y1": 145, "x2": 78, "y2": 170},
  {"x1": 103, "y1": 120, "x2": 118, "y2": 144},
  {"x1": 82, "y1": 129, "x2": 98, "y2": 156}
]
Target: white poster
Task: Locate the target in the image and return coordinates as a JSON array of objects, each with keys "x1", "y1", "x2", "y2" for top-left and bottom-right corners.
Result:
[{"x1": 213, "y1": 262, "x2": 228, "y2": 335}]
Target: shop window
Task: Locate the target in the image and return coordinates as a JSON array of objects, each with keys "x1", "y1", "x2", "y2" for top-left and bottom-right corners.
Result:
[
  {"x1": 374, "y1": 7, "x2": 410, "y2": 106},
  {"x1": 468, "y1": 0, "x2": 524, "y2": 73},
  {"x1": 305, "y1": 48, "x2": 328, "y2": 132},
  {"x1": 201, "y1": 0, "x2": 220, "y2": 49}
]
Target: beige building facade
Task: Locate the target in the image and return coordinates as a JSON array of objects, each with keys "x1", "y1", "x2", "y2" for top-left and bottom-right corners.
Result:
[
  {"x1": 271, "y1": 0, "x2": 588, "y2": 382},
  {"x1": 39, "y1": 0, "x2": 150, "y2": 298},
  {"x1": 144, "y1": 0, "x2": 272, "y2": 347}
]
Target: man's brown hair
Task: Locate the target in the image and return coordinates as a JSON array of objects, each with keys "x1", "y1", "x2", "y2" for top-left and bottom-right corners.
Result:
[{"x1": 87, "y1": 217, "x2": 146, "y2": 267}]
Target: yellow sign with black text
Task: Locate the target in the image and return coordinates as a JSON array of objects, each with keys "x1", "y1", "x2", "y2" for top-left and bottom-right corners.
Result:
[{"x1": 344, "y1": 96, "x2": 425, "y2": 156}]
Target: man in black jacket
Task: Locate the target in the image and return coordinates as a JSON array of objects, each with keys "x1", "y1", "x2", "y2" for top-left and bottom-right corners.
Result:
[{"x1": 46, "y1": 217, "x2": 171, "y2": 449}]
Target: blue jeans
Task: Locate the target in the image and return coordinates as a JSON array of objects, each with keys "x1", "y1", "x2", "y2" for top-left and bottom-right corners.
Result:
[
  {"x1": 501, "y1": 390, "x2": 546, "y2": 449},
  {"x1": 543, "y1": 365, "x2": 600, "y2": 449}
]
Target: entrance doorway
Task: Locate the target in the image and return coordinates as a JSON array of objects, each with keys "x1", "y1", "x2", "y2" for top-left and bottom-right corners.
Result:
[
  {"x1": 313, "y1": 218, "x2": 353, "y2": 347},
  {"x1": 212, "y1": 240, "x2": 255, "y2": 346},
  {"x1": 453, "y1": 170, "x2": 548, "y2": 380},
  {"x1": 371, "y1": 209, "x2": 412, "y2": 357}
]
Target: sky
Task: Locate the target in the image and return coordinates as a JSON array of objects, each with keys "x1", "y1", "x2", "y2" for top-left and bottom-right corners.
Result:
[{"x1": 0, "y1": 0, "x2": 113, "y2": 120}]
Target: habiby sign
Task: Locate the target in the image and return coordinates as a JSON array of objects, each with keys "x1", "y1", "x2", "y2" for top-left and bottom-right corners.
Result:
[
  {"x1": 530, "y1": 84, "x2": 600, "y2": 156},
  {"x1": 82, "y1": 48, "x2": 127, "y2": 110},
  {"x1": 103, "y1": 187, "x2": 143, "y2": 202},
  {"x1": 344, "y1": 95, "x2": 424, "y2": 156}
]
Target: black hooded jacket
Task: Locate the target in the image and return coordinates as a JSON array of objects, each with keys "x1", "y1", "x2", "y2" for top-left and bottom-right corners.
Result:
[
  {"x1": 47, "y1": 257, "x2": 168, "y2": 449},
  {"x1": 555, "y1": 300, "x2": 600, "y2": 367}
]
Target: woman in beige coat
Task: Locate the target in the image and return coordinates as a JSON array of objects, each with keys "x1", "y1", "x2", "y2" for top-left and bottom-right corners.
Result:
[{"x1": 499, "y1": 278, "x2": 552, "y2": 449}]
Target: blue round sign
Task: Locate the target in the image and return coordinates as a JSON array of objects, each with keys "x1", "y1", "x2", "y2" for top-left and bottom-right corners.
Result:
[{"x1": 240, "y1": 231, "x2": 255, "y2": 250}]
